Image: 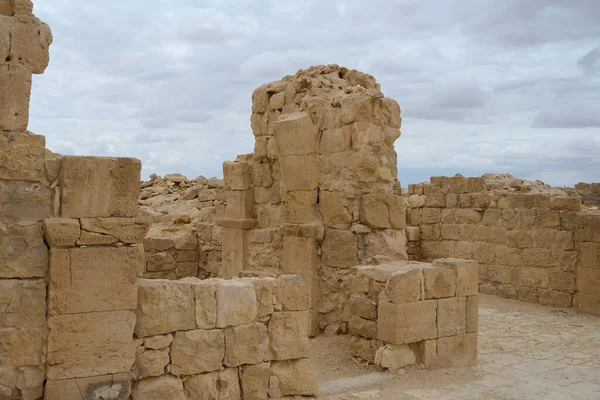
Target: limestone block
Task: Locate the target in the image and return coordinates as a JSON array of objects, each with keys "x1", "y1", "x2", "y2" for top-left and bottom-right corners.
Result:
[
  {"x1": 349, "y1": 295, "x2": 377, "y2": 320},
  {"x1": 143, "y1": 334, "x2": 173, "y2": 350},
  {"x1": 132, "y1": 375, "x2": 186, "y2": 400},
  {"x1": 241, "y1": 362, "x2": 270, "y2": 400},
  {"x1": 270, "y1": 359, "x2": 318, "y2": 397},
  {"x1": 49, "y1": 247, "x2": 139, "y2": 315},
  {"x1": 413, "y1": 339, "x2": 438, "y2": 369},
  {"x1": 422, "y1": 266, "x2": 456, "y2": 299},
  {"x1": 538, "y1": 289, "x2": 572, "y2": 308},
  {"x1": 282, "y1": 190, "x2": 316, "y2": 224},
  {"x1": 349, "y1": 315, "x2": 377, "y2": 339},
  {"x1": 378, "y1": 300, "x2": 437, "y2": 345},
  {"x1": 421, "y1": 208, "x2": 441, "y2": 224},
  {"x1": 363, "y1": 229, "x2": 408, "y2": 261},
  {"x1": 245, "y1": 277, "x2": 276, "y2": 318},
  {"x1": 0, "y1": 279, "x2": 45, "y2": 366},
  {"x1": 360, "y1": 194, "x2": 391, "y2": 228},
  {"x1": 578, "y1": 293, "x2": 600, "y2": 316},
  {"x1": 224, "y1": 322, "x2": 268, "y2": 366},
  {"x1": 218, "y1": 368, "x2": 242, "y2": 400},
  {"x1": 406, "y1": 226, "x2": 420, "y2": 242},
  {"x1": 0, "y1": 180, "x2": 51, "y2": 224},
  {"x1": 45, "y1": 373, "x2": 132, "y2": 400},
  {"x1": 145, "y1": 252, "x2": 176, "y2": 272},
  {"x1": 223, "y1": 161, "x2": 251, "y2": 191},
  {"x1": 5, "y1": 14, "x2": 52, "y2": 73},
  {"x1": 47, "y1": 310, "x2": 136, "y2": 380},
  {"x1": 322, "y1": 229, "x2": 358, "y2": 267},
  {"x1": 279, "y1": 154, "x2": 320, "y2": 191},
  {"x1": 170, "y1": 329, "x2": 224, "y2": 375},
  {"x1": 59, "y1": 156, "x2": 141, "y2": 218},
  {"x1": 273, "y1": 274, "x2": 308, "y2": 312},
  {"x1": 133, "y1": 349, "x2": 169, "y2": 379},
  {"x1": 581, "y1": 242, "x2": 599, "y2": 269},
  {"x1": 0, "y1": 221, "x2": 48, "y2": 278},
  {"x1": 385, "y1": 269, "x2": 422, "y2": 304},
  {"x1": 215, "y1": 279, "x2": 258, "y2": 328},
  {"x1": 320, "y1": 125, "x2": 352, "y2": 154},
  {"x1": 79, "y1": 217, "x2": 151, "y2": 244},
  {"x1": 555, "y1": 231, "x2": 574, "y2": 251},
  {"x1": 515, "y1": 268, "x2": 549, "y2": 288},
  {"x1": 522, "y1": 248, "x2": 553, "y2": 268},
  {"x1": 0, "y1": 64, "x2": 32, "y2": 131},
  {"x1": 319, "y1": 191, "x2": 352, "y2": 228},
  {"x1": 436, "y1": 333, "x2": 478, "y2": 368},
  {"x1": 273, "y1": 112, "x2": 318, "y2": 156},
  {"x1": 183, "y1": 372, "x2": 219, "y2": 400},
  {"x1": 455, "y1": 209, "x2": 482, "y2": 224},
  {"x1": 221, "y1": 227, "x2": 247, "y2": 279},
  {"x1": 536, "y1": 209, "x2": 560, "y2": 229},
  {"x1": 466, "y1": 295, "x2": 478, "y2": 333},
  {"x1": 135, "y1": 280, "x2": 196, "y2": 337},
  {"x1": 0, "y1": 131, "x2": 45, "y2": 181},
  {"x1": 225, "y1": 190, "x2": 255, "y2": 220},
  {"x1": 495, "y1": 245, "x2": 522, "y2": 267},
  {"x1": 375, "y1": 344, "x2": 416, "y2": 371},
  {"x1": 437, "y1": 297, "x2": 467, "y2": 337},
  {"x1": 194, "y1": 280, "x2": 217, "y2": 329},
  {"x1": 577, "y1": 268, "x2": 600, "y2": 294},
  {"x1": 432, "y1": 258, "x2": 478, "y2": 296},
  {"x1": 268, "y1": 311, "x2": 309, "y2": 360}
]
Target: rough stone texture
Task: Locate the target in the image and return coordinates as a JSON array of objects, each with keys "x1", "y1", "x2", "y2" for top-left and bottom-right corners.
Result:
[
  {"x1": 215, "y1": 279, "x2": 258, "y2": 328},
  {"x1": 132, "y1": 375, "x2": 186, "y2": 400},
  {"x1": 45, "y1": 373, "x2": 132, "y2": 400},
  {"x1": 133, "y1": 350, "x2": 169, "y2": 380},
  {"x1": 378, "y1": 300, "x2": 438, "y2": 345},
  {"x1": 135, "y1": 279, "x2": 196, "y2": 337},
  {"x1": 240, "y1": 362, "x2": 270, "y2": 400},
  {"x1": 48, "y1": 247, "x2": 140, "y2": 315},
  {"x1": 375, "y1": 344, "x2": 417, "y2": 371},
  {"x1": 224, "y1": 322, "x2": 268, "y2": 367},
  {"x1": 268, "y1": 311, "x2": 310, "y2": 360},
  {"x1": 59, "y1": 156, "x2": 141, "y2": 218},
  {"x1": 170, "y1": 329, "x2": 225, "y2": 375},
  {"x1": 46, "y1": 310, "x2": 136, "y2": 380},
  {"x1": 183, "y1": 372, "x2": 219, "y2": 400},
  {"x1": 270, "y1": 359, "x2": 318, "y2": 397},
  {"x1": 0, "y1": 221, "x2": 48, "y2": 278}
]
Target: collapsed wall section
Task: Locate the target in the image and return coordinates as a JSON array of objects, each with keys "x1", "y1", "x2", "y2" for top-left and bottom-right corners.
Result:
[
  {"x1": 220, "y1": 65, "x2": 407, "y2": 335},
  {"x1": 406, "y1": 175, "x2": 600, "y2": 314}
]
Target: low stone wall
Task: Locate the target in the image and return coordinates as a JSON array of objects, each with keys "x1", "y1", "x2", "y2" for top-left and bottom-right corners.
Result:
[
  {"x1": 346, "y1": 259, "x2": 478, "y2": 369},
  {"x1": 578, "y1": 212, "x2": 600, "y2": 316},
  {"x1": 132, "y1": 275, "x2": 318, "y2": 399},
  {"x1": 405, "y1": 175, "x2": 600, "y2": 314}
]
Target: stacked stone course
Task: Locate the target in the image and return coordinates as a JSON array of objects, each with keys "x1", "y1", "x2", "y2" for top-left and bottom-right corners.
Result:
[
  {"x1": 346, "y1": 258, "x2": 479, "y2": 370},
  {"x1": 132, "y1": 275, "x2": 318, "y2": 399},
  {"x1": 406, "y1": 175, "x2": 600, "y2": 315}
]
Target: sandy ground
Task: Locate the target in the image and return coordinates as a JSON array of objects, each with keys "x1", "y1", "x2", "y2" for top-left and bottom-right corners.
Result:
[{"x1": 309, "y1": 294, "x2": 600, "y2": 400}]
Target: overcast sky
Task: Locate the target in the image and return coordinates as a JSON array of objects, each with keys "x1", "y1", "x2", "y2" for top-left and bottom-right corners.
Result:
[{"x1": 29, "y1": 0, "x2": 600, "y2": 186}]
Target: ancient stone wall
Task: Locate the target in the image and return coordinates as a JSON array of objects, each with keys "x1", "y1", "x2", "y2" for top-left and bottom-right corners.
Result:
[
  {"x1": 405, "y1": 175, "x2": 600, "y2": 314},
  {"x1": 132, "y1": 275, "x2": 318, "y2": 399},
  {"x1": 347, "y1": 258, "x2": 479, "y2": 370},
  {"x1": 577, "y1": 213, "x2": 600, "y2": 316},
  {"x1": 219, "y1": 65, "x2": 407, "y2": 335}
]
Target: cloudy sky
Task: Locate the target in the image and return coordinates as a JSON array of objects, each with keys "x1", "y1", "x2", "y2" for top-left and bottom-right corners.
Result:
[{"x1": 29, "y1": 0, "x2": 600, "y2": 186}]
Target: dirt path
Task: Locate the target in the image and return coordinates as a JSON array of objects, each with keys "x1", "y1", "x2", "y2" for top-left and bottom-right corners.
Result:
[{"x1": 309, "y1": 294, "x2": 600, "y2": 400}]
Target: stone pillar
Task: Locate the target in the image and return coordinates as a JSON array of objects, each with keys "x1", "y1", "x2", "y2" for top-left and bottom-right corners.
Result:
[
  {"x1": 577, "y1": 212, "x2": 600, "y2": 316},
  {"x1": 219, "y1": 160, "x2": 256, "y2": 278},
  {"x1": 0, "y1": 2, "x2": 53, "y2": 398},
  {"x1": 42, "y1": 156, "x2": 149, "y2": 399}
]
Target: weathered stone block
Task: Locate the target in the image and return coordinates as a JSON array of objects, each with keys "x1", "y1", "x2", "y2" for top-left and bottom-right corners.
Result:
[
  {"x1": 385, "y1": 269, "x2": 422, "y2": 304},
  {"x1": 322, "y1": 229, "x2": 358, "y2": 268},
  {"x1": 319, "y1": 191, "x2": 352, "y2": 228},
  {"x1": 218, "y1": 368, "x2": 242, "y2": 400},
  {"x1": 0, "y1": 221, "x2": 48, "y2": 278},
  {"x1": 221, "y1": 227, "x2": 247, "y2": 279},
  {"x1": 422, "y1": 266, "x2": 456, "y2": 299},
  {"x1": 132, "y1": 375, "x2": 186, "y2": 400},
  {"x1": 45, "y1": 373, "x2": 132, "y2": 400},
  {"x1": 273, "y1": 112, "x2": 318, "y2": 156},
  {"x1": 59, "y1": 156, "x2": 140, "y2": 218},
  {"x1": 42, "y1": 218, "x2": 80, "y2": 247},
  {"x1": 183, "y1": 372, "x2": 219, "y2": 400},
  {"x1": 0, "y1": 64, "x2": 32, "y2": 132},
  {"x1": 375, "y1": 344, "x2": 416, "y2": 371},
  {"x1": 47, "y1": 310, "x2": 136, "y2": 380},
  {"x1": 270, "y1": 359, "x2": 318, "y2": 397},
  {"x1": 225, "y1": 189, "x2": 255, "y2": 219},
  {"x1": 275, "y1": 274, "x2": 309, "y2": 311},
  {"x1": 282, "y1": 190, "x2": 316, "y2": 224},
  {"x1": 0, "y1": 180, "x2": 52, "y2": 224},
  {"x1": 437, "y1": 297, "x2": 467, "y2": 337},
  {"x1": 193, "y1": 280, "x2": 217, "y2": 329},
  {"x1": 538, "y1": 289, "x2": 572, "y2": 308},
  {"x1": 216, "y1": 279, "x2": 257, "y2": 328},
  {"x1": 0, "y1": 131, "x2": 45, "y2": 181},
  {"x1": 79, "y1": 217, "x2": 151, "y2": 244},
  {"x1": 581, "y1": 242, "x2": 599, "y2": 269},
  {"x1": 133, "y1": 349, "x2": 169, "y2": 380},
  {"x1": 135, "y1": 280, "x2": 196, "y2": 337},
  {"x1": 241, "y1": 362, "x2": 270, "y2": 400},
  {"x1": 49, "y1": 247, "x2": 139, "y2": 315},
  {"x1": 224, "y1": 322, "x2": 268, "y2": 367},
  {"x1": 170, "y1": 329, "x2": 224, "y2": 375},
  {"x1": 349, "y1": 295, "x2": 377, "y2": 320},
  {"x1": 515, "y1": 267, "x2": 549, "y2": 288},
  {"x1": 378, "y1": 300, "x2": 437, "y2": 345},
  {"x1": 223, "y1": 161, "x2": 251, "y2": 191},
  {"x1": 268, "y1": 311, "x2": 309, "y2": 360},
  {"x1": 349, "y1": 315, "x2": 377, "y2": 339},
  {"x1": 466, "y1": 295, "x2": 478, "y2": 333},
  {"x1": 143, "y1": 334, "x2": 173, "y2": 350},
  {"x1": 279, "y1": 154, "x2": 320, "y2": 191},
  {"x1": 432, "y1": 258, "x2": 478, "y2": 296}
]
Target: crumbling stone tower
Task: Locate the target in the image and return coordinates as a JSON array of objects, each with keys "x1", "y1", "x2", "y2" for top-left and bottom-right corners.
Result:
[{"x1": 220, "y1": 65, "x2": 407, "y2": 335}]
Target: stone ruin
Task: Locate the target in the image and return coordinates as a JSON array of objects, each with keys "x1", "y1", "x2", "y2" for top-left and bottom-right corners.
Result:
[{"x1": 0, "y1": 2, "x2": 599, "y2": 399}]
